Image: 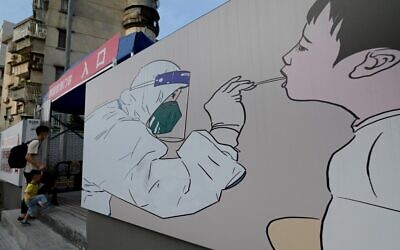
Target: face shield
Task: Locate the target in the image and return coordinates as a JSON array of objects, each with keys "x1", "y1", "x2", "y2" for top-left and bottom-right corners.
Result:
[
  {"x1": 120, "y1": 61, "x2": 191, "y2": 143},
  {"x1": 147, "y1": 70, "x2": 190, "y2": 142}
]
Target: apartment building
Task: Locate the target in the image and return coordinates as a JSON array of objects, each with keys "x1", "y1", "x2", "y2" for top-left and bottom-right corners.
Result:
[
  {"x1": 0, "y1": 22, "x2": 15, "y2": 130},
  {"x1": 0, "y1": 17, "x2": 45, "y2": 129},
  {"x1": 0, "y1": 21, "x2": 14, "y2": 89},
  {"x1": 0, "y1": 0, "x2": 126, "y2": 129}
]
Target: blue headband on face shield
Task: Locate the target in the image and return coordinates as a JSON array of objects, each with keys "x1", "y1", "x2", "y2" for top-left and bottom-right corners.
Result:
[{"x1": 154, "y1": 71, "x2": 191, "y2": 87}]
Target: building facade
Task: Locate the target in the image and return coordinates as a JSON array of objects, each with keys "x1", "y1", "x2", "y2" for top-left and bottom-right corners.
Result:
[
  {"x1": 0, "y1": 0, "x2": 161, "y2": 197},
  {"x1": 0, "y1": 22, "x2": 14, "y2": 132},
  {"x1": 0, "y1": 21, "x2": 14, "y2": 90},
  {"x1": 0, "y1": 0, "x2": 127, "y2": 130}
]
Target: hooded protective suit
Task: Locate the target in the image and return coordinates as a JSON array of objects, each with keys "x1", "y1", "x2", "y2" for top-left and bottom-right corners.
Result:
[{"x1": 82, "y1": 60, "x2": 246, "y2": 218}]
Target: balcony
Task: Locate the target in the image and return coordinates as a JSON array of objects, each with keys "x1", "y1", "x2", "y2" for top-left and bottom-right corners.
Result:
[
  {"x1": 15, "y1": 39, "x2": 32, "y2": 52},
  {"x1": 2, "y1": 96, "x2": 10, "y2": 104},
  {"x1": 9, "y1": 77, "x2": 27, "y2": 90},
  {"x1": 12, "y1": 62, "x2": 30, "y2": 77},
  {"x1": 9, "y1": 54, "x2": 30, "y2": 66},
  {"x1": 13, "y1": 20, "x2": 47, "y2": 42},
  {"x1": 19, "y1": 103, "x2": 36, "y2": 118},
  {"x1": 33, "y1": 0, "x2": 49, "y2": 22},
  {"x1": 7, "y1": 42, "x2": 16, "y2": 53},
  {"x1": 13, "y1": 37, "x2": 45, "y2": 55},
  {"x1": 10, "y1": 87, "x2": 26, "y2": 102},
  {"x1": 9, "y1": 84, "x2": 41, "y2": 103}
]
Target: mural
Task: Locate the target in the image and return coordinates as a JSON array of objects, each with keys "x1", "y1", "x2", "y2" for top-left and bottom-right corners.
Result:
[
  {"x1": 82, "y1": 0, "x2": 400, "y2": 249},
  {"x1": 268, "y1": 0, "x2": 400, "y2": 249},
  {"x1": 82, "y1": 60, "x2": 253, "y2": 218}
]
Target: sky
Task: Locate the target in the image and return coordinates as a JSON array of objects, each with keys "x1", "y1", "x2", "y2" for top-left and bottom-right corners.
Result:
[{"x1": 0, "y1": 0, "x2": 228, "y2": 39}]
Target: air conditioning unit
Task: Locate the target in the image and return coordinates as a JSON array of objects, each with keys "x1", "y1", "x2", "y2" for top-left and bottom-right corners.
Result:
[{"x1": 38, "y1": 30, "x2": 47, "y2": 38}]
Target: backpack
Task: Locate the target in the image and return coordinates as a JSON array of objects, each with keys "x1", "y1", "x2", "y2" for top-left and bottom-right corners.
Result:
[{"x1": 8, "y1": 140, "x2": 36, "y2": 169}]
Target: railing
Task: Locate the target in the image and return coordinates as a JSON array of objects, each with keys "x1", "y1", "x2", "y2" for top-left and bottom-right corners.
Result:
[
  {"x1": 9, "y1": 84, "x2": 41, "y2": 102},
  {"x1": 15, "y1": 39, "x2": 32, "y2": 52},
  {"x1": 11, "y1": 61, "x2": 29, "y2": 77},
  {"x1": 13, "y1": 20, "x2": 47, "y2": 42},
  {"x1": 54, "y1": 161, "x2": 83, "y2": 193},
  {"x1": 10, "y1": 87, "x2": 26, "y2": 102}
]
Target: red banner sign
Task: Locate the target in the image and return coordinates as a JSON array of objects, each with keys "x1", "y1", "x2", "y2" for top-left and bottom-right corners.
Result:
[{"x1": 49, "y1": 33, "x2": 120, "y2": 101}]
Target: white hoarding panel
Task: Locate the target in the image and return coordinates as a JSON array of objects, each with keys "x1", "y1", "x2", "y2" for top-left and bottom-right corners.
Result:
[
  {"x1": 82, "y1": 0, "x2": 400, "y2": 249},
  {"x1": 0, "y1": 119, "x2": 40, "y2": 186}
]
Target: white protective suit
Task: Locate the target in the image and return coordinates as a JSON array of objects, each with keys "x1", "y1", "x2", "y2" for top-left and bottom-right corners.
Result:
[{"x1": 82, "y1": 61, "x2": 246, "y2": 218}]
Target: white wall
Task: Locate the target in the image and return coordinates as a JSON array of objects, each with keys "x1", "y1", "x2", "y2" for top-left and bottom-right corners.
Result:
[{"x1": 0, "y1": 119, "x2": 40, "y2": 186}]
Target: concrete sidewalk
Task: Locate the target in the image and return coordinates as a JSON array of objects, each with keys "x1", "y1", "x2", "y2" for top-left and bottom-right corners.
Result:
[
  {"x1": 0, "y1": 223, "x2": 21, "y2": 250},
  {"x1": 1, "y1": 209, "x2": 77, "y2": 250},
  {"x1": 40, "y1": 192, "x2": 87, "y2": 249},
  {"x1": 0, "y1": 192, "x2": 86, "y2": 250}
]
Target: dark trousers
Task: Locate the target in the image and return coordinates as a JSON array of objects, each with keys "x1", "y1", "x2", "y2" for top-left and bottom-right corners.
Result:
[
  {"x1": 20, "y1": 171, "x2": 58, "y2": 214},
  {"x1": 21, "y1": 172, "x2": 33, "y2": 214}
]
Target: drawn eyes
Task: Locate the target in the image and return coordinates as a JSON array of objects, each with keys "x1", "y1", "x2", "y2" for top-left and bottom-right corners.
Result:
[{"x1": 296, "y1": 43, "x2": 309, "y2": 52}]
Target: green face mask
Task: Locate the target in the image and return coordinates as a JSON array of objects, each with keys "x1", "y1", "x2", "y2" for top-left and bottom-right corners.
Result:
[{"x1": 149, "y1": 101, "x2": 182, "y2": 135}]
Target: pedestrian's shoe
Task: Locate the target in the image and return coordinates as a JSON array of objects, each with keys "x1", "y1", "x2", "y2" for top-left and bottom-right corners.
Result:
[{"x1": 19, "y1": 221, "x2": 30, "y2": 226}]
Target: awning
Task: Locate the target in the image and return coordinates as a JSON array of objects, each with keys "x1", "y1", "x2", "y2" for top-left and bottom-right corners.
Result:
[
  {"x1": 48, "y1": 32, "x2": 154, "y2": 115},
  {"x1": 51, "y1": 84, "x2": 86, "y2": 115},
  {"x1": 117, "y1": 32, "x2": 154, "y2": 63}
]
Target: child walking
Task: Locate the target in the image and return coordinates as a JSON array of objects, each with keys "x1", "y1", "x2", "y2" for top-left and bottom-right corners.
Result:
[{"x1": 20, "y1": 170, "x2": 49, "y2": 225}]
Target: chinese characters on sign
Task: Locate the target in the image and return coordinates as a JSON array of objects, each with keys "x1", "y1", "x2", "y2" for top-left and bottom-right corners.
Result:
[{"x1": 48, "y1": 34, "x2": 120, "y2": 101}]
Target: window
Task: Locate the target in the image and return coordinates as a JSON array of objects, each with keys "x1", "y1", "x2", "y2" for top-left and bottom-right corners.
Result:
[
  {"x1": 55, "y1": 66, "x2": 65, "y2": 80},
  {"x1": 17, "y1": 104, "x2": 24, "y2": 114},
  {"x1": 5, "y1": 107, "x2": 11, "y2": 120},
  {"x1": 60, "y1": 0, "x2": 69, "y2": 13},
  {"x1": 57, "y1": 29, "x2": 67, "y2": 49}
]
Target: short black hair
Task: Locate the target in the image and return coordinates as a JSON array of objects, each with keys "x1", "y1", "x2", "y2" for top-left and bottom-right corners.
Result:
[
  {"x1": 30, "y1": 169, "x2": 41, "y2": 176},
  {"x1": 36, "y1": 125, "x2": 50, "y2": 135},
  {"x1": 307, "y1": 0, "x2": 400, "y2": 65}
]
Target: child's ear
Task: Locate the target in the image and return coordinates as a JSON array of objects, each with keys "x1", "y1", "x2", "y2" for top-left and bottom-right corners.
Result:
[{"x1": 349, "y1": 48, "x2": 400, "y2": 79}]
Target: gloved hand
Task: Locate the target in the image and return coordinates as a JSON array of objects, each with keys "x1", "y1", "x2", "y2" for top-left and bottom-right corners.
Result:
[{"x1": 204, "y1": 76, "x2": 255, "y2": 146}]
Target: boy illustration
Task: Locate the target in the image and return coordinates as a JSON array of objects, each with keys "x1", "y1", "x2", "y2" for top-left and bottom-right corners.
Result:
[
  {"x1": 20, "y1": 170, "x2": 49, "y2": 225},
  {"x1": 268, "y1": 0, "x2": 400, "y2": 249}
]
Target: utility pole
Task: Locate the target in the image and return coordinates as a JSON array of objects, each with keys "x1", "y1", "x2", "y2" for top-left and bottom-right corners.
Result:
[
  {"x1": 61, "y1": 0, "x2": 74, "y2": 162},
  {"x1": 65, "y1": 0, "x2": 74, "y2": 69}
]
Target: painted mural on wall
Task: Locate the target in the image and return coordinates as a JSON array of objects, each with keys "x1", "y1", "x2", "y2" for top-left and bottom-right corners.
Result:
[
  {"x1": 82, "y1": 0, "x2": 400, "y2": 249},
  {"x1": 267, "y1": 0, "x2": 400, "y2": 249},
  {"x1": 82, "y1": 60, "x2": 253, "y2": 218}
]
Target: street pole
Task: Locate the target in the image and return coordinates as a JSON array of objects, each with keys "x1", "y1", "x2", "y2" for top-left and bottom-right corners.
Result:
[
  {"x1": 61, "y1": 0, "x2": 74, "y2": 162},
  {"x1": 65, "y1": 0, "x2": 74, "y2": 70}
]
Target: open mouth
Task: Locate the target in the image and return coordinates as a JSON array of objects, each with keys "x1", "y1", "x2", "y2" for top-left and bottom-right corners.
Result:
[{"x1": 280, "y1": 69, "x2": 288, "y2": 88}]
